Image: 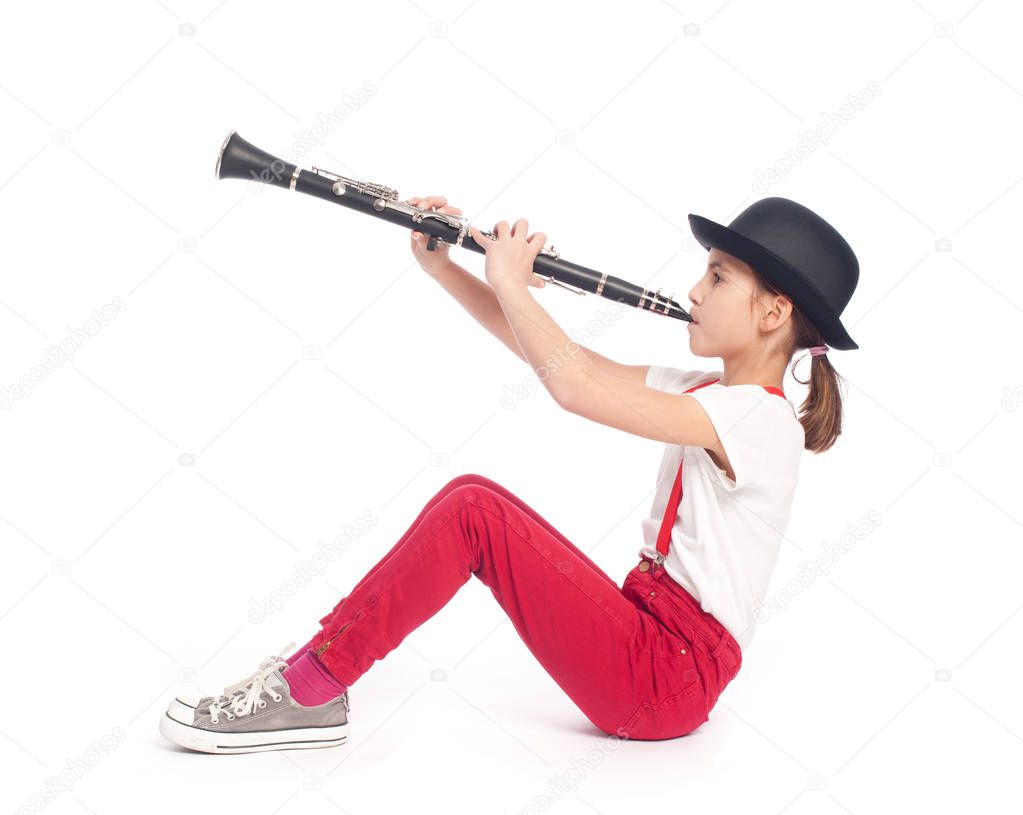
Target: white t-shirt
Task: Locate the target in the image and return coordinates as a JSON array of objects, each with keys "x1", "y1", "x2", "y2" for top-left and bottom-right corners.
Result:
[{"x1": 638, "y1": 366, "x2": 805, "y2": 652}]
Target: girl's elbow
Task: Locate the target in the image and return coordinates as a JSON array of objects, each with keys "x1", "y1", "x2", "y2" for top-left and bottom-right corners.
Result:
[
  {"x1": 545, "y1": 363, "x2": 595, "y2": 413},
  {"x1": 551, "y1": 378, "x2": 584, "y2": 414},
  {"x1": 554, "y1": 390, "x2": 577, "y2": 414}
]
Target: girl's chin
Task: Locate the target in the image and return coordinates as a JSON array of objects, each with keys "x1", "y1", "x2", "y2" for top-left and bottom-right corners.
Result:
[{"x1": 686, "y1": 332, "x2": 712, "y2": 356}]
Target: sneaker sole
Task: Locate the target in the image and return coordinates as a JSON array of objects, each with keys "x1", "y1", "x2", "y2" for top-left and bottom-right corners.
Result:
[{"x1": 159, "y1": 711, "x2": 349, "y2": 754}]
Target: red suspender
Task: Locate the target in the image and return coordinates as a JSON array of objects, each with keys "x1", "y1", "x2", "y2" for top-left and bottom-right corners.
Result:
[{"x1": 652, "y1": 379, "x2": 786, "y2": 564}]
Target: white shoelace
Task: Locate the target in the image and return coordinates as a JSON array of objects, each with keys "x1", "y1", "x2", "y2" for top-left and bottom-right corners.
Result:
[{"x1": 208, "y1": 641, "x2": 295, "y2": 724}]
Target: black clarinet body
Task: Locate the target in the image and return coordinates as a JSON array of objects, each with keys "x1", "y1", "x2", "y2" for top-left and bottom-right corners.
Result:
[{"x1": 215, "y1": 131, "x2": 692, "y2": 322}]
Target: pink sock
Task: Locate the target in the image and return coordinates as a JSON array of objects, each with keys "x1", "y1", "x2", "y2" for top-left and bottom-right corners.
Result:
[{"x1": 282, "y1": 649, "x2": 348, "y2": 706}]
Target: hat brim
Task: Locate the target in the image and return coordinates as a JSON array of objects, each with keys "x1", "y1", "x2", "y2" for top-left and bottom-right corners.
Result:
[{"x1": 688, "y1": 214, "x2": 859, "y2": 351}]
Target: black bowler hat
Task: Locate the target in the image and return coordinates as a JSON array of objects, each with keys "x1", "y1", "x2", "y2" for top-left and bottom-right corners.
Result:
[{"x1": 688, "y1": 197, "x2": 860, "y2": 351}]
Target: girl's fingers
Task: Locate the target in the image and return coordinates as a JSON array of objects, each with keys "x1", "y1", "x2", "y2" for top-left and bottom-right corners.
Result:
[
  {"x1": 469, "y1": 225, "x2": 487, "y2": 243},
  {"x1": 527, "y1": 233, "x2": 547, "y2": 260},
  {"x1": 512, "y1": 218, "x2": 528, "y2": 238},
  {"x1": 407, "y1": 196, "x2": 449, "y2": 210}
]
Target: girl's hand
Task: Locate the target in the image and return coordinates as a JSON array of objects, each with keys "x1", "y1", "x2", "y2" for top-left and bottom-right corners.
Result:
[
  {"x1": 469, "y1": 219, "x2": 548, "y2": 294},
  {"x1": 406, "y1": 195, "x2": 461, "y2": 278}
]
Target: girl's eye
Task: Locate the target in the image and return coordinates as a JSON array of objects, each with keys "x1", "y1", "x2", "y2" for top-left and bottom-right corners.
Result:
[{"x1": 713, "y1": 272, "x2": 722, "y2": 284}]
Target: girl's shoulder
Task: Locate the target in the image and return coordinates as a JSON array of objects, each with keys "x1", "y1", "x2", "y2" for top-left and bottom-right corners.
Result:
[
  {"x1": 648, "y1": 366, "x2": 798, "y2": 422},
  {"x1": 645, "y1": 365, "x2": 722, "y2": 394},
  {"x1": 685, "y1": 382, "x2": 805, "y2": 490},
  {"x1": 646, "y1": 365, "x2": 802, "y2": 447}
]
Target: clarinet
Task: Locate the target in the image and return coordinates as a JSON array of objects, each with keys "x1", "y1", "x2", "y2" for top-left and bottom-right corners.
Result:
[{"x1": 215, "y1": 131, "x2": 692, "y2": 322}]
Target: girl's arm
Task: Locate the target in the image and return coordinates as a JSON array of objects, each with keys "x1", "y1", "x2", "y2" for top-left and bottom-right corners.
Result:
[
  {"x1": 433, "y1": 259, "x2": 650, "y2": 385},
  {"x1": 468, "y1": 218, "x2": 722, "y2": 451},
  {"x1": 494, "y1": 281, "x2": 724, "y2": 451},
  {"x1": 407, "y1": 196, "x2": 648, "y2": 384}
]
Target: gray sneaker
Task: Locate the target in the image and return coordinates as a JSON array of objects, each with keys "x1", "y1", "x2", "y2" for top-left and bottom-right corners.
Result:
[{"x1": 160, "y1": 647, "x2": 349, "y2": 754}]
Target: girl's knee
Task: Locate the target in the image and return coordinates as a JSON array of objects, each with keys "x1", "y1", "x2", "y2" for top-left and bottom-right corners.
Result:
[
  {"x1": 443, "y1": 473, "x2": 496, "y2": 492},
  {"x1": 440, "y1": 482, "x2": 496, "y2": 511},
  {"x1": 436, "y1": 475, "x2": 509, "y2": 510},
  {"x1": 423, "y1": 475, "x2": 494, "y2": 509}
]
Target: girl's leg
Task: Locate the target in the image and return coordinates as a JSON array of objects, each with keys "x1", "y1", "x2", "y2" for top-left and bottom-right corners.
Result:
[
  {"x1": 300, "y1": 473, "x2": 617, "y2": 656},
  {"x1": 308, "y1": 475, "x2": 697, "y2": 736},
  {"x1": 294, "y1": 474, "x2": 493, "y2": 656}
]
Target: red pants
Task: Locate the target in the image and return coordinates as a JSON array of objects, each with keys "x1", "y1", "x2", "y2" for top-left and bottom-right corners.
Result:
[{"x1": 303, "y1": 474, "x2": 742, "y2": 740}]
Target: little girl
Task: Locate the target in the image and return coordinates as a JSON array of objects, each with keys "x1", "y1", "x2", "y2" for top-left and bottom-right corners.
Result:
[{"x1": 160, "y1": 195, "x2": 860, "y2": 753}]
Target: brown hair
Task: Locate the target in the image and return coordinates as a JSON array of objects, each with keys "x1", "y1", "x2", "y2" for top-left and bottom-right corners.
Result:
[{"x1": 748, "y1": 270, "x2": 846, "y2": 453}]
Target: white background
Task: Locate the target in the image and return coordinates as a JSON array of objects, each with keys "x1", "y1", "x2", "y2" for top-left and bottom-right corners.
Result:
[{"x1": 2, "y1": 0, "x2": 1021, "y2": 812}]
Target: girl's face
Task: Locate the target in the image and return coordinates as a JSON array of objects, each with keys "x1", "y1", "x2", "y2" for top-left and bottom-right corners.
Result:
[{"x1": 686, "y1": 247, "x2": 782, "y2": 358}]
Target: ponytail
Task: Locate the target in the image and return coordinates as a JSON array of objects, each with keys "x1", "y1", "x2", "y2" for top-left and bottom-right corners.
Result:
[{"x1": 792, "y1": 345, "x2": 845, "y2": 453}]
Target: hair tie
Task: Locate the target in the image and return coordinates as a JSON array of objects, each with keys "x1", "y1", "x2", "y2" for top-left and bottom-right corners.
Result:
[{"x1": 808, "y1": 344, "x2": 829, "y2": 357}]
